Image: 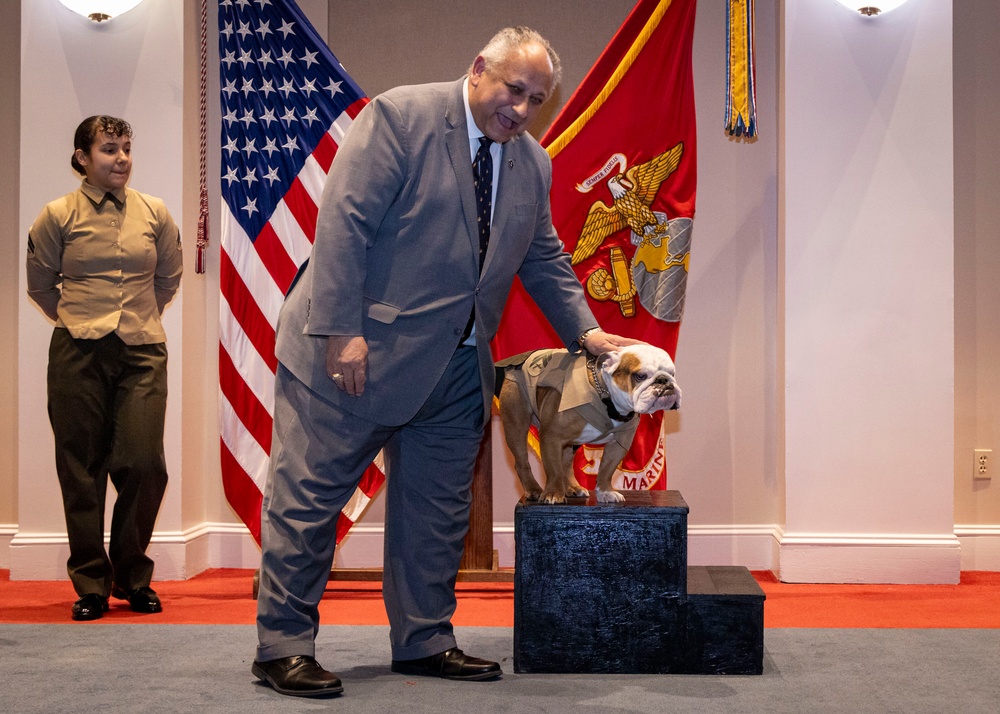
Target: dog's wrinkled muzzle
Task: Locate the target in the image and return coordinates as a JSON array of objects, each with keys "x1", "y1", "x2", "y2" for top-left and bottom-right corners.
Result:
[{"x1": 635, "y1": 374, "x2": 681, "y2": 412}]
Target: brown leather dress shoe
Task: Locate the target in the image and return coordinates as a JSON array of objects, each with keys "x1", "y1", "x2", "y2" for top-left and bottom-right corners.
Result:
[
  {"x1": 71, "y1": 593, "x2": 109, "y2": 621},
  {"x1": 252, "y1": 655, "x2": 344, "y2": 697},
  {"x1": 112, "y1": 585, "x2": 162, "y2": 613},
  {"x1": 391, "y1": 647, "x2": 502, "y2": 681}
]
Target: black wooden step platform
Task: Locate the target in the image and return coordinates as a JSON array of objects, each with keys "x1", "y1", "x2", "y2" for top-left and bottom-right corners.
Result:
[
  {"x1": 682, "y1": 565, "x2": 765, "y2": 674},
  {"x1": 512, "y1": 491, "x2": 764, "y2": 675}
]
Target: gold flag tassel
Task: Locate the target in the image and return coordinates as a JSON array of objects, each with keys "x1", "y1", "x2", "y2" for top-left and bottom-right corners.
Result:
[{"x1": 726, "y1": 0, "x2": 757, "y2": 138}]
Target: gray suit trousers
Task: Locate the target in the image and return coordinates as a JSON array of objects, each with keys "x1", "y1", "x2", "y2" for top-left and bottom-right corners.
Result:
[{"x1": 256, "y1": 345, "x2": 485, "y2": 662}]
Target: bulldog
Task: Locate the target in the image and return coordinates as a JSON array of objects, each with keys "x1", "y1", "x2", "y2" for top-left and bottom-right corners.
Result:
[{"x1": 495, "y1": 344, "x2": 681, "y2": 504}]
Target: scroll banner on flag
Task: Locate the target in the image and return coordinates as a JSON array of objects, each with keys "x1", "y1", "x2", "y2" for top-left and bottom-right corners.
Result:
[
  {"x1": 218, "y1": 0, "x2": 385, "y2": 543},
  {"x1": 492, "y1": 0, "x2": 697, "y2": 493}
]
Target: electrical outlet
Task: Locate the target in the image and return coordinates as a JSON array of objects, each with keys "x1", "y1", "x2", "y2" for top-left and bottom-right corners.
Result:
[{"x1": 974, "y1": 449, "x2": 991, "y2": 479}]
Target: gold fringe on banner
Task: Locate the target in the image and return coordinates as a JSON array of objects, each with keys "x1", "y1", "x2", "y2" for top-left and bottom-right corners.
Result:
[{"x1": 726, "y1": 0, "x2": 756, "y2": 138}]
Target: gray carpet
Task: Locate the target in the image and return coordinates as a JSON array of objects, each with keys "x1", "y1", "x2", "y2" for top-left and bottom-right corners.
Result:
[{"x1": 2, "y1": 625, "x2": 999, "y2": 713}]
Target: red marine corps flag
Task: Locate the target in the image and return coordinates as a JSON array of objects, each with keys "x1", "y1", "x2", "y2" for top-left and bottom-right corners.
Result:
[{"x1": 493, "y1": 0, "x2": 697, "y2": 493}]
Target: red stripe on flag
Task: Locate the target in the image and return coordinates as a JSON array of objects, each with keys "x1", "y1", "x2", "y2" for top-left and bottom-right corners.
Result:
[
  {"x1": 219, "y1": 249, "x2": 278, "y2": 372},
  {"x1": 357, "y1": 463, "x2": 384, "y2": 497},
  {"x1": 345, "y1": 97, "x2": 369, "y2": 119},
  {"x1": 219, "y1": 343, "x2": 273, "y2": 453},
  {"x1": 334, "y1": 464, "x2": 386, "y2": 544},
  {"x1": 282, "y1": 177, "x2": 319, "y2": 249},
  {"x1": 252, "y1": 221, "x2": 300, "y2": 294},
  {"x1": 312, "y1": 132, "x2": 337, "y2": 172},
  {"x1": 334, "y1": 514, "x2": 355, "y2": 543},
  {"x1": 220, "y1": 439, "x2": 262, "y2": 544}
]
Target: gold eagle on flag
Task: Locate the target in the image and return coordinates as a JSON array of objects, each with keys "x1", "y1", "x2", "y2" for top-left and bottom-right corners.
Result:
[{"x1": 571, "y1": 142, "x2": 684, "y2": 266}]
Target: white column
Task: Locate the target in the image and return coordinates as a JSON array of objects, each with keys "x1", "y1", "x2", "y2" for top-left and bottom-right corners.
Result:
[{"x1": 779, "y1": 0, "x2": 958, "y2": 583}]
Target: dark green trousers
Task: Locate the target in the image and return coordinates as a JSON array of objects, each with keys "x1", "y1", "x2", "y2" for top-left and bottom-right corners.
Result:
[{"x1": 47, "y1": 328, "x2": 168, "y2": 597}]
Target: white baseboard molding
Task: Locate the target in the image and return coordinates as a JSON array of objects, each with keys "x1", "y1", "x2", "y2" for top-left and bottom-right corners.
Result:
[
  {"x1": 333, "y1": 523, "x2": 782, "y2": 572},
  {"x1": 686, "y1": 524, "x2": 781, "y2": 572},
  {"x1": 0, "y1": 524, "x2": 16, "y2": 569},
  {"x1": 778, "y1": 532, "x2": 962, "y2": 584},
  {"x1": 5, "y1": 524, "x2": 261, "y2": 581},
  {"x1": 955, "y1": 525, "x2": 1000, "y2": 571},
  {"x1": 6, "y1": 523, "x2": 996, "y2": 582}
]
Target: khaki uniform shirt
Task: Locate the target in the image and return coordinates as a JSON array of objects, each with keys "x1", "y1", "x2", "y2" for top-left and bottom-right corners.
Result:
[
  {"x1": 26, "y1": 181, "x2": 183, "y2": 345},
  {"x1": 503, "y1": 348, "x2": 639, "y2": 449}
]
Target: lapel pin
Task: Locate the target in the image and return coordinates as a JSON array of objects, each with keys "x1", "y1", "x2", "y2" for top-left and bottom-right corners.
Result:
[{"x1": 508, "y1": 159, "x2": 514, "y2": 169}]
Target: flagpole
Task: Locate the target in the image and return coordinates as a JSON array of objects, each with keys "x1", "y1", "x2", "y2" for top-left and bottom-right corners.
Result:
[{"x1": 460, "y1": 430, "x2": 498, "y2": 573}]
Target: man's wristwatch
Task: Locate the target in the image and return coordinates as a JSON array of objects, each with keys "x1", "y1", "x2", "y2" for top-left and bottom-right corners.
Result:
[{"x1": 578, "y1": 327, "x2": 602, "y2": 348}]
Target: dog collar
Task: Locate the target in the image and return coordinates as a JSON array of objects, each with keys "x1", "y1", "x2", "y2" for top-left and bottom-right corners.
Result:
[
  {"x1": 601, "y1": 397, "x2": 634, "y2": 422},
  {"x1": 587, "y1": 355, "x2": 635, "y2": 421},
  {"x1": 586, "y1": 354, "x2": 610, "y2": 396}
]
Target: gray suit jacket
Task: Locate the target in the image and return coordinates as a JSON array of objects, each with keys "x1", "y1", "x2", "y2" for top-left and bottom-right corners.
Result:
[{"x1": 275, "y1": 78, "x2": 596, "y2": 426}]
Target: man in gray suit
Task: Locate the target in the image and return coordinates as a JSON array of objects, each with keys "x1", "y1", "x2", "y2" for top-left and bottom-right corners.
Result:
[{"x1": 252, "y1": 27, "x2": 637, "y2": 697}]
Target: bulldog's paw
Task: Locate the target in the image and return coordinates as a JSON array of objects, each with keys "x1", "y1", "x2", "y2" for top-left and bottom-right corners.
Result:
[
  {"x1": 523, "y1": 489, "x2": 543, "y2": 501},
  {"x1": 566, "y1": 485, "x2": 590, "y2": 499},
  {"x1": 595, "y1": 489, "x2": 626, "y2": 503},
  {"x1": 539, "y1": 491, "x2": 568, "y2": 505}
]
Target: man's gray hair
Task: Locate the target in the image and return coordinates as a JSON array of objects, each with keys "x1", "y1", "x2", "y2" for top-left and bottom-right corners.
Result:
[{"x1": 470, "y1": 26, "x2": 562, "y2": 88}]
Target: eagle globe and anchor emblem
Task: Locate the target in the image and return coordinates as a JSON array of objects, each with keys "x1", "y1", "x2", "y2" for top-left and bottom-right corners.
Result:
[
  {"x1": 571, "y1": 142, "x2": 691, "y2": 323},
  {"x1": 569, "y1": 142, "x2": 691, "y2": 491}
]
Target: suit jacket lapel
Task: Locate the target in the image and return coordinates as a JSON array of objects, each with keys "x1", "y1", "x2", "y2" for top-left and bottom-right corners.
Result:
[{"x1": 444, "y1": 79, "x2": 481, "y2": 276}]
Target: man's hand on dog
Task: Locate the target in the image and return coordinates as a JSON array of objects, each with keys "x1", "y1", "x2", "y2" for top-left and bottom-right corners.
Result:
[
  {"x1": 582, "y1": 329, "x2": 645, "y2": 355},
  {"x1": 326, "y1": 335, "x2": 368, "y2": 396}
]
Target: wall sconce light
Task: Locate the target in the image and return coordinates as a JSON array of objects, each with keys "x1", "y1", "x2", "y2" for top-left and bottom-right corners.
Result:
[
  {"x1": 834, "y1": 0, "x2": 910, "y2": 16},
  {"x1": 57, "y1": 0, "x2": 145, "y2": 22}
]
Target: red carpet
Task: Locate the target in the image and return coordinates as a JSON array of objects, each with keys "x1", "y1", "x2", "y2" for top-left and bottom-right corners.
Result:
[
  {"x1": 2, "y1": 569, "x2": 999, "y2": 627},
  {"x1": 755, "y1": 570, "x2": 1000, "y2": 628}
]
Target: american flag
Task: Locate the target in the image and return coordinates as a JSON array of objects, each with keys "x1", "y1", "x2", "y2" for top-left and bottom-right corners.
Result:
[{"x1": 218, "y1": 0, "x2": 384, "y2": 543}]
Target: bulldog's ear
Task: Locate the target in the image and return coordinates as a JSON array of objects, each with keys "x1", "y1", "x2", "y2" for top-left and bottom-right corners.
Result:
[{"x1": 597, "y1": 350, "x2": 623, "y2": 373}]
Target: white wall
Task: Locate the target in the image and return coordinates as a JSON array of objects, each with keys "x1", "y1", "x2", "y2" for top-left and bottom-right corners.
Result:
[
  {"x1": 13, "y1": 0, "x2": 187, "y2": 577},
  {"x1": 780, "y1": 0, "x2": 958, "y2": 582},
  {"x1": 0, "y1": 3, "x2": 21, "y2": 565},
  {"x1": 669, "y1": 0, "x2": 781, "y2": 567},
  {"x1": 953, "y1": 0, "x2": 1000, "y2": 570}
]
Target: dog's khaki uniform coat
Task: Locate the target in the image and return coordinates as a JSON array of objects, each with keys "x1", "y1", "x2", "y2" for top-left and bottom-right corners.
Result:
[{"x1": 501, "y1": 348, "x2": 638, "y2": 448}]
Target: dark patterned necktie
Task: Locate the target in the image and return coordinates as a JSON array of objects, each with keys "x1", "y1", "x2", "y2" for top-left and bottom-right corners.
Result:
[
  {"x1": 473, "y1": 136, "x2": 493, "y2": 270},
  {"x1": 462, "y1": 137, "x2": 493, "y2": 342}
]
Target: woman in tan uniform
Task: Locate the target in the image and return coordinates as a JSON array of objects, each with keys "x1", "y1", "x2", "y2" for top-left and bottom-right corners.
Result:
[{"x1": 26, "y1": 116, "x2": 182, "y2": 621}]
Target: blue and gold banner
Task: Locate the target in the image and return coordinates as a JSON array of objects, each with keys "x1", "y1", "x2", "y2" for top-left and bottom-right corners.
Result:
[{"x1": 726, "y1": 0, "x2": 757, "y2": 138}]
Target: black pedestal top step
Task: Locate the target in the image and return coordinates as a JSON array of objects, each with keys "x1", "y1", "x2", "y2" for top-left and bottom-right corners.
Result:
[
  {"x1": 687, "y1": 566, "x2": 766, "y2": 600},
  {"x1": 516, "y1": 489, "x2": 689, "y2": 514}
]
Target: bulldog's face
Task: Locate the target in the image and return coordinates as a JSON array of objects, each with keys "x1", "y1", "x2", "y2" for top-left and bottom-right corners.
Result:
[{"x1": 599, "y1": 345, "x2": 681, "y2": 416}]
